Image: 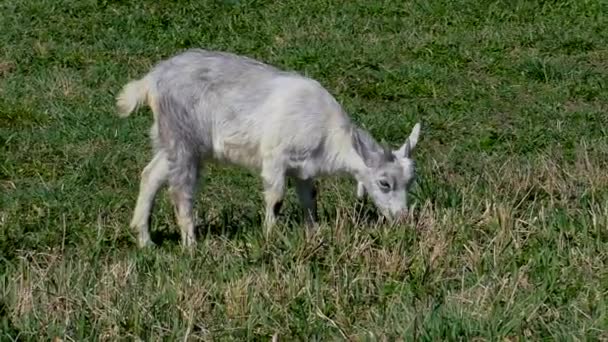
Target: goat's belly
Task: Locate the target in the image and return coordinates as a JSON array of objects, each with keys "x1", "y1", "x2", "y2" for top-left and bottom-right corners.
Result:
[
  {"x1": 285, "y1": 159, "x2": 323, "y2": 180},
  {"x1": 212, "y1": 142, "x2": 262, "y2": 169}
]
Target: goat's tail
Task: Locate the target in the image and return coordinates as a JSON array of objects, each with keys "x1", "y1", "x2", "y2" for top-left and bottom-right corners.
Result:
[{"x1": 116, "y1": 77, "x2": 150, "y2": 117}]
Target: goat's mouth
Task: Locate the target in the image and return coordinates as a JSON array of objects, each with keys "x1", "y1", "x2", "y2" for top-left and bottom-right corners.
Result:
[{"x1": 382, "y1": 210, "x2": 408, "y2": 223}]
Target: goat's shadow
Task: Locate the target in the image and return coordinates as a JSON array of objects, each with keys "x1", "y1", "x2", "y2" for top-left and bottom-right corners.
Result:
[
  {"x1": 195, "y1": 211, "x2": 259, "y2": 239},
  {"x1": 149, "y1": 207, "x2": 261, "y2": 246},
  {"x1": 148, "y1": 198, "x2": 391, "y2": 246},
  {"x1": 149, "y1": 229, "x2": 182, "y2": 247}
]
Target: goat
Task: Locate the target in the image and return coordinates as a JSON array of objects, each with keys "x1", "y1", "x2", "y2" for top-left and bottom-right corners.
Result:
[{"x1": 116, "y1": 49, "x2": 421, "y2": 248}]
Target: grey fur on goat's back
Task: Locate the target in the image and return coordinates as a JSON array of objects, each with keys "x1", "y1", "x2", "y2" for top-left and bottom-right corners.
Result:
[
  {"x1": 142, "y1": 48, "x2": 358, "y2": 176},
  {"x1": 117, "y1": 48, "x2": 421, "y2": 248}
]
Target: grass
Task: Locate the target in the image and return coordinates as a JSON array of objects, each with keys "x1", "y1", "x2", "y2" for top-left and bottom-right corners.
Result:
[{"x1": 1, "y1": 0, "x2": 607, "y2": 339}]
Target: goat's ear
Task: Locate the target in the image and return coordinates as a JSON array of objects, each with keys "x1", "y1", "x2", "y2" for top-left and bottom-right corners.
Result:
[
  {"x1": 352, "y1": 127, "x2": 389, "y2": 167},
  {"x1": 396, "y1": 122, "x2": 421, "y2": 158}
]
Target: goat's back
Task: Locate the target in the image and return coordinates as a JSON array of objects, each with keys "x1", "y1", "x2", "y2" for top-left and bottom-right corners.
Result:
[{"x1": 144, "y1": 49, "x2": 352, "y2": 172}]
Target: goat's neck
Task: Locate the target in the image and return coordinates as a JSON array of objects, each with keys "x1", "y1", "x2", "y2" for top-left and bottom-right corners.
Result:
[{"x1": 326, "y1": 128, "x2": 369, "y2": 182}]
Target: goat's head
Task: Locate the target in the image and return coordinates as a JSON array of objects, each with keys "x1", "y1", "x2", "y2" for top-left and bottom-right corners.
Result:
[{"x1": 352, "y1": 123, "x2": 421, "y2": 221}]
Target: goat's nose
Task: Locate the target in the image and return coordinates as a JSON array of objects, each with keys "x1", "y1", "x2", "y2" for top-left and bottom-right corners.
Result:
[{"x1": 394, "y1": 210, "x2": 408, "y2": 222}]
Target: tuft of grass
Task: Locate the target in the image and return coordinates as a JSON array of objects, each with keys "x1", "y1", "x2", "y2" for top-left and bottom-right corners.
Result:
[{"x1": 1, "y1": 0, "x2": 607, "y2": 339}]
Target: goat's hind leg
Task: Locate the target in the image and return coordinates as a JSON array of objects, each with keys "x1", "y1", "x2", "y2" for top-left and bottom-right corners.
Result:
[
  {"x1": 167, "y1": 150, "x2": 200, "y2": 248},
  {"x1": 130, "y1": 150, "x2": 169, "y2": 248}
]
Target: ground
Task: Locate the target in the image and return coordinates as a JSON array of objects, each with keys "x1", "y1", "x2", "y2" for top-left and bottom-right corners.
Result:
[{"x1": 1, "y1": 0, "x2": 607, "y2": 340}]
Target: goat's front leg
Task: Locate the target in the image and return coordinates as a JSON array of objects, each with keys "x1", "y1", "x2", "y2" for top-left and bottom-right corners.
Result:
[
  {"x1": 356, "y1": 181, "x2": 366, "y2": 199},
  {"x1": 295, "y1": 178, "x2": 317, "y2": 227},
  {"x1": 261, "y1": 163, "x2": 285, "y2": 238}
]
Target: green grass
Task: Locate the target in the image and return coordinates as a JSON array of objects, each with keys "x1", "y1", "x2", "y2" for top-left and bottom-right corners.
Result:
[{"x1": 1, "y1": 0, "x2": 607, "y2": 339}]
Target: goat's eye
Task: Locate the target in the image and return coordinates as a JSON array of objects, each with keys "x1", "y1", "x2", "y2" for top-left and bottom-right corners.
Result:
[{"x1": 378, "y1": 180, "x2": 391, "y2": 191}]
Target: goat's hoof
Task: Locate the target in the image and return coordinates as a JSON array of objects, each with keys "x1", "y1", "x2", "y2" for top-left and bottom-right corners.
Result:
[
  {"x1": 182, "y1": 237, "x2": 197, "y2": 248},
  {"x1": 138, "y1": 239, "x2": 156, "y2": 248},
  {"x1": 305, "y1": 223, "x2": 320, "y2": 237}
]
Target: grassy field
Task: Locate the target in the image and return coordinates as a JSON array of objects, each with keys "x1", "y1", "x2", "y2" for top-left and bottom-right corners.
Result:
[{"x1": 1, "y1": 0, "x2": 607, "y2": 339}]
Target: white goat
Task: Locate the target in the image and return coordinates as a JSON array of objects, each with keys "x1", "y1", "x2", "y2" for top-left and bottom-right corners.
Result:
[{"x1": 116, "y1": 49, "x2": 421, "y2": 248}]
